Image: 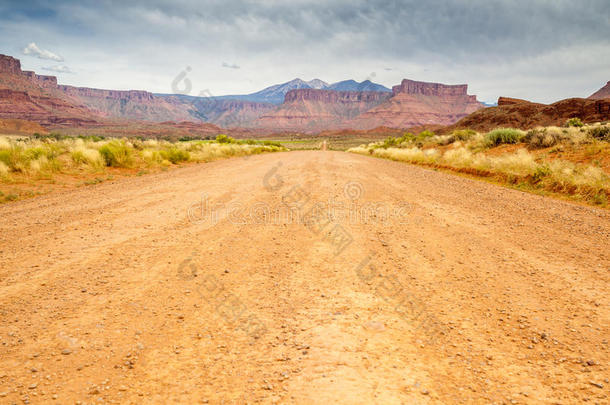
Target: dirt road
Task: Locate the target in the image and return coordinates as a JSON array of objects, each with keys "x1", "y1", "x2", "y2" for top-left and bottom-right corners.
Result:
[{"x1": 1, "y1": 151, "x2": 608, "y2": 404}]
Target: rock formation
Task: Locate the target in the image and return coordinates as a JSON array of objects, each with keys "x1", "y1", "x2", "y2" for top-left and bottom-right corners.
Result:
[
  {"x1": 445, "y1": 96, "x2": 610, "y2": 133},
  {"x1": 253, "y1": 89, "x2": 391, "y2": 132},
  {"x1": 346, "y1": 79, "x2": 484, "y2": 130},
  {"x1": 588, "y1": 81, "x2": 610, "y2": 100},
  {"x1": 0, "y1": 118, "x2": 48, "y2": 135},
  {"x1": 0, "y1": 55, "x2": 22, "y2": 75}
]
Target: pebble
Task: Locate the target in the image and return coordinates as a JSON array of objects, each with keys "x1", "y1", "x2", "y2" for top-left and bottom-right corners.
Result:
[
  {"x1": 28, "y1": 383, "x2": 37, "y2": 389},
  {"x1": 589, "y1": 381, "x2": 603, "y2": 389},
  {"x1": 61, "y1": 349, "x2": 72, "y2": 355}
]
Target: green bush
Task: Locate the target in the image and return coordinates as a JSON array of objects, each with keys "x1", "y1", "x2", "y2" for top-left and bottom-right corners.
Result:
[
  {"x1": 381, "y1": 136, "x2": 400, "y2": 148},
  {"x1": 98, "y1": 141, "x2": 133, "y2": 167},
  {"x1": 160, "y1": 147, "x2": 190, "y2": 164},
  {"x1": 565, "y1": 118, "x2": 584, "y2": 128},
  {"x1": 452, "y1": 129, "x2": 476, "y2": 141},
  {"x1": 0, "y1": 146, "x2": 26, "y2": 172},
  {"x1": 589, "y1": 126, "x2": 610, "y2": 141},
  {"x1": 484, "y1": 128, "x2": 525, "y2": 146},
  {"x1": 262, "y1": 140, "x2": 282, "y2": 147},
  {"x1": 216, "y1": 134, "x2": 236, "y2": 144},
  {"x1": 524, "y1": 128, "x2": 566, "y2": 149}
]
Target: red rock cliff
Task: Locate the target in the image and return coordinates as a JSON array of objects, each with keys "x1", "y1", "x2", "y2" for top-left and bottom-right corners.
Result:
[
  {"x1": 347, "y1": 78, "x2": 485, "y2": 130},
  {"x1": 58, "y1": 85, "x2": 155, "y2": 101},
  {"x1": 22, "y1": 71, "x2": 58, "y2": 87},
  {"x1": 0, "y1": 55, "x2": 22, "y2": 75},
  {"x1": 392, "y1": 79, "x2": 469, "y2": 97},
  {"x1": 254, "y1": 89, "x2": 392, "y2": 132}
]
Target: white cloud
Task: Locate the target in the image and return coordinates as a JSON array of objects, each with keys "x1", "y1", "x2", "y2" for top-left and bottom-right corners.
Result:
[
  {"x1": 22, "y1": 42, "x2": 64, "y2": 62},
  {"x1": 42, "y1": 65, "x2": 74, "y2": 74},
  {"x1": 222, "y1": 62, "x2": 240, "y2": 69}
]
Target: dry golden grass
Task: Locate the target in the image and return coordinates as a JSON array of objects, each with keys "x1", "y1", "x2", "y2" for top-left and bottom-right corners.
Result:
[
  {"x1": 0, "y1": 135, "x2": 284, "y2": 202},
  {"x1": 349, "y1": 124, "x2": 610, "y2": 206}
]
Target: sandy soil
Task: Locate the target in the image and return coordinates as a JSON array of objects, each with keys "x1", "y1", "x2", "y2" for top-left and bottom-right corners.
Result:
[{"x1": 0, "y1": 151, "x2": 608, "y2": 404}]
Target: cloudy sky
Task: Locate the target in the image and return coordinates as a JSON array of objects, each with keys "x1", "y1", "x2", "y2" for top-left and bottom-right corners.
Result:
[{"x1": 0, "y1": 0, "x2": 609, "y2": 103}]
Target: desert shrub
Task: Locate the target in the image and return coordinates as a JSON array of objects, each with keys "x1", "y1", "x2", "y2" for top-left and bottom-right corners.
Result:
[
  {"x1": 262, "y1": 140, "x2": 282, "y2": 147},
  {"x1": 0, "y1": 161, "x2": 9, "y2": 176},
  {"x1": 484, "y1": 128, "x2": 525, "y2": 146},
  {"x1": 589, "y1": 126, "x2": 610, "y2": 141},
  {"x1": 24, "y1": 147, "x2": 46, "y2": 161},
  {"x1": 490, "y1": 148, "x2": 537, "y2": 175},
  {"x1": 29, "y1": 155, "x2": 62, "y2": 174},
  {"x1": 160, "y1": 147, "x2": 190, "y2": 164},
  {"x1": 142, "y1": 139, "x2": 158, "y2": 147},
  {"x1": 130, "y1": 139, "x2": 144, "y2": 150},
  {"x1": 524, "y1": 128, "x2": 567, "y2": 149},
  {"x1": 565, "y1": 118, "x2": 584, "y2": 127},
  {"x1": 418, "y1": 130, "x2": 435, "y2": 139},
  {"x1": 381, "y1": 136, "x2": 400, "y2": 148},
  {"x1": 532, "y1": 164, "x2": 551, "y2": 182},
  {"x1": 178, "y1": 136, "x2": 202, "y2": 142},
  {"x1": 0, "y1": 137, "x2": 11, "y2": 150},
  {"x1": 374, "y1": 147, "x2": 440, "y2": 164},
  {"x1": 452, "y1": 129, "x2": 476, "y2": 141},
  {"x1": 433, "y1": 135, "x2": 456, "y2": 146},
  {"x1": 216, "y1": 134, "x2": 236, "y2": 144},
  {"x1": 141, "y1": 149, "x2": 160, "y2": 165},
  {"x1": 77, "y1": 135, "x2": 105, "y2": 142},
  {"x1": 71, "y1": 147, "x2": 104, "y2": 168},
  {"x1": 443, "y1": 147, "x2": 475, "y2": 167},
  {"x1": 0, "y1": 146, "x2": 27, "y2": 172},
  {"x1": 98, "y1": 141, "x2": 133, "y2": 167}
]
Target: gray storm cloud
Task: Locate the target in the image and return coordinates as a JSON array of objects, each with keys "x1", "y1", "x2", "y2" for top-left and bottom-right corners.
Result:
[{"x1": 1, "y1": 0, "x2": 609, "y2": 102}]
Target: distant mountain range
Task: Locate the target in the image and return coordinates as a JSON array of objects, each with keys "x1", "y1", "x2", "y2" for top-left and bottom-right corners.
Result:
[
  {"x1": 2, "y1": 52, "x2": 606, "y2": 134},
  {"x1": 160, "y1": 78, "x2": 391, "y2": 105}
]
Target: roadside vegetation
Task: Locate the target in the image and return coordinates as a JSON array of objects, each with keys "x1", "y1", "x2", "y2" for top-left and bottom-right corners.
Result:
[
  {"x1": 0, "y1": 134, "x2": 284, "y2": 202},
  {"x1": 348, "y1": 121, "x2": 610, "y2": 207}
]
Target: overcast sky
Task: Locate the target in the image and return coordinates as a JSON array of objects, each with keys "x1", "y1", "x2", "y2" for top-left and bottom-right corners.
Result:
[{"x1": 1, "y1": 0, "x2": 609, "y2": 103}]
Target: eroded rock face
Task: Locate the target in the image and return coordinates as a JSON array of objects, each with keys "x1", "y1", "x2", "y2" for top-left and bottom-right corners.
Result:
[
  {"x1": 0, "y1": 55, "x2": 22, "y2": 75},
  {"x1": 253, "y1": 89, "x2": 391, "y2": 132},
  {"x1": 392, "y1": 79, "x2": 470, "y2": 97},
  {"x1": 445, "y1": 97, "x2": 610, "y2": 133},
  {"x1": 284, "y1": 89, "x2": 391, "y2": 104},
  {"x1": 0, "y1": 88, "x2": 99, "y2": 126},
  {"x1": 347, "y1": 79, "x2": 485, "y2": 130},
  {"x1": 588, "y1": 81, "x2": 610, "y2": 100},
  {"x1": 0, "y1": 53, "x2": 205, "y2": 125},
  {"x1": 0, "y1": 118, "x2": 48, "y2": 135},
  {"x1": 59, "y1": 86, "x2": 155, "y2": 101},
  {"x1": 22, "y1": 72, "x2": 58, "y2": 87},
  {"x1": 244, "y1": 80, "x2": 485, "y2": 132}
]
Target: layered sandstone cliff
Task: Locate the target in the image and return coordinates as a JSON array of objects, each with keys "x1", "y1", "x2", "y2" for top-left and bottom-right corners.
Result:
[
  {"x1": 347, "y1": 79, "x2": 485, "y2": 130},
  {"x1": 0, "y1": 54, "x2": 200, "y2": 125},
  {"x1": 0, "y1": 55, "x2": 22, "y2": 75},
  {"x1": 187, "y1": 98, "x2": 276, "y2": 127}
]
